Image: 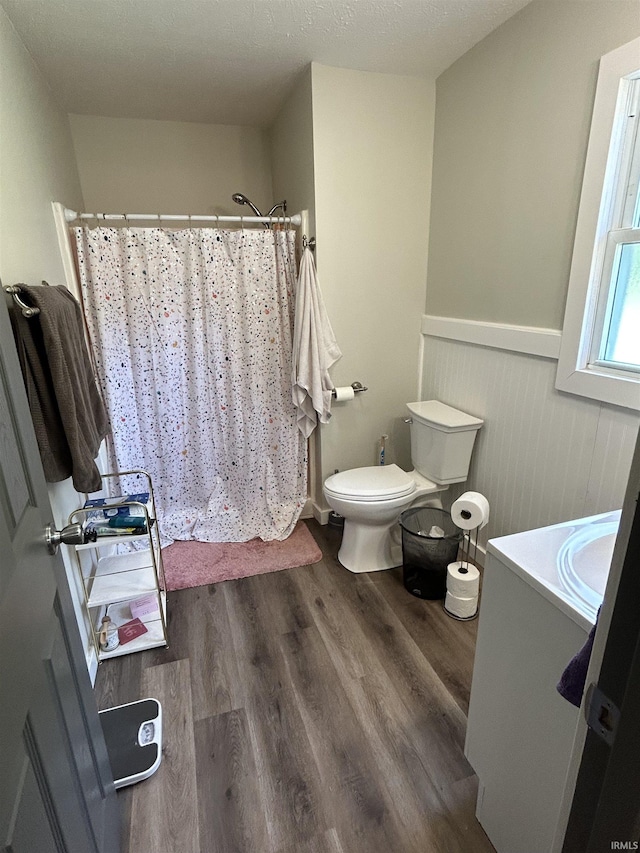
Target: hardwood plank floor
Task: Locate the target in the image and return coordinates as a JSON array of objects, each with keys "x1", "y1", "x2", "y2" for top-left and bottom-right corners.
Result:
[
  {"x1": 195, "y1": 709, "x2": 269, "y2": 852},
  {"x1": 94, "y1": 519, "x2": 495, "y2": 853},
  {"x1": 129, "y1": 659, "x2": 200, "y2": 853},
  {"x1": 223, "y1": 575, "x2": 326, "y2": 849}
]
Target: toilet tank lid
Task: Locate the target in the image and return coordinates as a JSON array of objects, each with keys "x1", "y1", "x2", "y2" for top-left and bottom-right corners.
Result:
[{"x1": 406, "y1": 400, "x2": 484, "y2": 432}]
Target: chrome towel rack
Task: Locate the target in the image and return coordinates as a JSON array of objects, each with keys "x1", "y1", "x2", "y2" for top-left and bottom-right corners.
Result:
[{"x1": 4, "y1": 285, "x2": 40, "y2": 318}]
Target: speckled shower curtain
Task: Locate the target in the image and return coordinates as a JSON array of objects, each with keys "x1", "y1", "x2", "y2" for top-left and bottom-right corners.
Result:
[{"x1": 74, "y1": 226, "x2": 307, "y2": 542}]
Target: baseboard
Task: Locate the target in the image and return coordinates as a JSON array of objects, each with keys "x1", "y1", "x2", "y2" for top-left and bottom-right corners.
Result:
[
  {"x1": 300, "y1": 497, "x2": 331, "y2": 525},
  {"x1": 300, "y1": 499, "x2": 314, "y2": 519},
  {"x1": 312, "y1": 501, "x2": 331, "y2": 525}
]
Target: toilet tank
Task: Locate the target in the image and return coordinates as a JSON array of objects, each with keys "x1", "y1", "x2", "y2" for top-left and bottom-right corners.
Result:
[{"x1": 407, "y1": 401, "x2": 483, "y2": 484}]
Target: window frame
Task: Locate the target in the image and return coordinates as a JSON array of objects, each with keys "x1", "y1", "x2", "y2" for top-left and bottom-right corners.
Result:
[
  {"x1": 591, "y1": 230, "x2": 640, "y2": 371},
  {"x1": 556, "y1": 37, "x2": 640, "y2": 412}
]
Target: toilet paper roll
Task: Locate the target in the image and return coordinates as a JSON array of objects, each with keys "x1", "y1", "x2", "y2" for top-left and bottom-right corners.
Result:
[
  {"x1": 447, "y1": 561, "x2": 480, "y2": 598},
  {"x1": 333, "y1": 385, "x2": 355, "y2": 402},
  {"x1": 445, "y1": 590, "x2": 478, "y2": 619},
  {"x1": 451, "y1": 491, "x2": 490, "y2": 530}
]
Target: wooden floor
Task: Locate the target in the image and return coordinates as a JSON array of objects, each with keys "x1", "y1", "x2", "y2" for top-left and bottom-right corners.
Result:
[{"x1": 95, "y1": 520, "x2": 495, "y2": 853}]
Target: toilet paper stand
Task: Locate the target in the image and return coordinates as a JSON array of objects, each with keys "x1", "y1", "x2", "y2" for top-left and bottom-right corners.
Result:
[
  {"x1": 444, "y1": 520, "x2": 482, "y2": 621},
  {"x1": 444, "y1": 490, "x2": 490, "y2": 619}
]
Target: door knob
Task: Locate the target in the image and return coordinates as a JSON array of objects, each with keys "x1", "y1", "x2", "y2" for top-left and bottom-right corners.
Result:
[{"x1": 46, "y1": 522, "x2": 97, "y2": 555}]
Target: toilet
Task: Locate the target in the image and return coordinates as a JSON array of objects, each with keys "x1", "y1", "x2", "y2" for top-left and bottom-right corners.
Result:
[{"x1": 323, "y1": 400, "x2": 483, "y2": 573}]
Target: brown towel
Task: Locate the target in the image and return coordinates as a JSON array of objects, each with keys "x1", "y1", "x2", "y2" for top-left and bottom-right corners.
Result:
[{"x1": 8, "y1": 283, "x2": 109, "y2": 492}]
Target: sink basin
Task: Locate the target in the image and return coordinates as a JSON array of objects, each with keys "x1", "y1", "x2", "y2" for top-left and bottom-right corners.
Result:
[
  {"x1": 487, "y1": 509, "x2": 620, "y2": 631},
  {"x1": 557, "y1": 515, "x2": 619, "y2": 624}
]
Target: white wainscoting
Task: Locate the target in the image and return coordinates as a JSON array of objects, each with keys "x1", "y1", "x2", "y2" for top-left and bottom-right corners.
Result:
[
  {"x1": 422, "y1": 335, "x2": 639, "y2": 548},
  {"x1": 421, "y1": 314, "x2": 562, "y2": 359}
]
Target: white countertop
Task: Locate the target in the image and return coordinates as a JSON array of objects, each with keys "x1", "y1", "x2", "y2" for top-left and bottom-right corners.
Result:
[{"x1": 487, "y1": 509, "x2": 621, "y2": 632}]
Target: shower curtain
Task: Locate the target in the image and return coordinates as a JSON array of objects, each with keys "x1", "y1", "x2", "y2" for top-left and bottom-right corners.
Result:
[{"x1": 74, "y1": 226, "x2": 307, "y2": 542}]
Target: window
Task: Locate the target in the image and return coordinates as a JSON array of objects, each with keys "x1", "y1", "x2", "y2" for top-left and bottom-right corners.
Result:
[
  {"x1": 590, "y1": 76, "x2": 640, "y2": 372},
  {"x1": 556, "y1": 38, "x2": 640, "y2": 411}
]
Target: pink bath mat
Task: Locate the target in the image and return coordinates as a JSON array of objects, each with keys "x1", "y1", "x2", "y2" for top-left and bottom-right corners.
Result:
[{"x1": 161, "y1": 521, "x2": 322, "y2": 591}]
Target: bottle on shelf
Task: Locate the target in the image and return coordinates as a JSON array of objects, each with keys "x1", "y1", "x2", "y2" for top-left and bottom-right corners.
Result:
[{"x1": 99, "y1": 616, "x2": 120, "y2": 652}]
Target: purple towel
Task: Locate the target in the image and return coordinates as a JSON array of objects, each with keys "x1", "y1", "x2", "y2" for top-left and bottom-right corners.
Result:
[{"x1": 557, "y1": 609, "x2": 599, "y2": 707}]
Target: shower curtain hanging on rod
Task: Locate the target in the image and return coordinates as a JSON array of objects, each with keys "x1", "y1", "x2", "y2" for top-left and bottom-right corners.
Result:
[
  {"x1": 63, "y1": 208, "x2": 303, "y2": 226},
  {"x1": 74, "y1": 222, "x2": 306, "y2": 543}
]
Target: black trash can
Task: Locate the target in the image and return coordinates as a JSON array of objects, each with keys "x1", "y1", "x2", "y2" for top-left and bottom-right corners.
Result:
[{"x1": 400, "y1": 506, "x2": 462, "y2": 599}]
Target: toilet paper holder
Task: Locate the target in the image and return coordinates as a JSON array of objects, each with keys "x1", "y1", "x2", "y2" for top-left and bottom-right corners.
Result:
[
  {"x1": 445, "y1": 537, "x2": 481, "y2": 622},
  {"x1": 444, "y1": 492, "x2": 490, "y2": 621},
  {"x1": 331, "y1": 381, "x2": 368, "y2": 398}
]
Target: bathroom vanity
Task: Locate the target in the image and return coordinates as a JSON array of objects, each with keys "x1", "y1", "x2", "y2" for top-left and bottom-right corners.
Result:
[{"x1": 465, "y1": 510, "x2": 619, "y2": 853}]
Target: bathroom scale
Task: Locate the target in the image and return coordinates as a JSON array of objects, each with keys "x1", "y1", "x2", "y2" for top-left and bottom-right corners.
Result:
[{"x1": 98, "y1": 698, "x2": 162, "y2": 789}]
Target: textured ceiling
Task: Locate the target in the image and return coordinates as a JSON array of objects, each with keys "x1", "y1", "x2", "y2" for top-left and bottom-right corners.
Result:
[{"x1": 2, "y1": 0, "x2": 532, "y2": 127}]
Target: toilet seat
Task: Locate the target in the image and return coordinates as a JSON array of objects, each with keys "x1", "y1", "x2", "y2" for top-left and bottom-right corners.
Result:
[{"x1": 324, "y1": 464, "x2": 417, "y2": 502}]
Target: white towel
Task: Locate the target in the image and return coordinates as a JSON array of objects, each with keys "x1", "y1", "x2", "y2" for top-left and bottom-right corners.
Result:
[{"x1": 292, "y1": 248, "x2": 342, "y2": 438}]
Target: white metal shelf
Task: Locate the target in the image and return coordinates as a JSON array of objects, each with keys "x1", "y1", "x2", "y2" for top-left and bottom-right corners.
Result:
[
  {"x1": 74, "y1": 496, "x2": 154, "y2": 549},
  {"x1": 98, "y1": 593, "x2": 167, "y2": 660},
  {"x1": 94, "y1": 548, "x2": 157, "y2": 576},
  {"x1": 75, "y1": 530, "x2": 153, "y2": 550},
  {"x1": 70, "y1": 469, "x2": 168, "y2": 661},
  {"x1": 87, "y1": 563, "x2": 159, "y2": 608}
]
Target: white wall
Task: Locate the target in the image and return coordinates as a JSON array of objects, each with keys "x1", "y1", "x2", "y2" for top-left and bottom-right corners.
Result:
[
  {"x1": 268, "y1": 67, "x2": 321, "y2": 507},
  {"x1": 0, "y1": 10, "x2": 83, "y2": 284},
  {"x1": 269, "y1": 67, "x2": 316, "y2": 238},
  {"x1": 0, "y1": 7, "x2": 95, "y2": 670},
  {"x1": 69, "y1": 113, "x2": 274, "y2": 216},
  {"x1": 311, "y1": 64, "x2": 435, "y2": 504},
  {"x1": 423, "y1": 0, "x2": 640, "y2": 544},
  {"x1": 426, "y1": 0, "x2": 640, "y2": 329}
]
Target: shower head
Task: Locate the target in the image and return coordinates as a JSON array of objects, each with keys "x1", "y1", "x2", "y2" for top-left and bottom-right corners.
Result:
[
  {"x1": 231, "y1": 193, "x2": 263, "y2": 218},
  {"x1": 231, "y1": 193, "x2": 287, "y2": 228},
  {"x1": 267, "y1": 200, "x2": 287, "y2": 217}
]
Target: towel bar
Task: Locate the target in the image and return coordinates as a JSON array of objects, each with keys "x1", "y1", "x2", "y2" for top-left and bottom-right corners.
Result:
[{"x1": 4, "y1": 285, "x2": 40, "y2": 318}]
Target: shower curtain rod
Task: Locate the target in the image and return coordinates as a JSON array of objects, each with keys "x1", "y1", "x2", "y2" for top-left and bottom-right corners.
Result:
[{"x1": 64, "y1": 208, "x2": 302, "y2": 226}]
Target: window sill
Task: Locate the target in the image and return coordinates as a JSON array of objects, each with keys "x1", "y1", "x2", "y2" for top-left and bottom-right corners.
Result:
[{"x1": 555, "y1": 361, "x2": 640, "y2": 411}]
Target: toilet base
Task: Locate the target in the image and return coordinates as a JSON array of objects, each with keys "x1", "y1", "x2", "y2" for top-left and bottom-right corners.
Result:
[{"x1": 337, "y1": 517, "x2": 403, "y2": 573}]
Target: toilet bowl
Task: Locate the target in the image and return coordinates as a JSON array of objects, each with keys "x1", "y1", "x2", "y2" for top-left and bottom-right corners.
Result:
[
  {"x1": 323, "y1": 464, "x2": 445, "y2": 573},
  {"x1": 323, "y1": 400, "x2": 483, "y2": 574}
]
